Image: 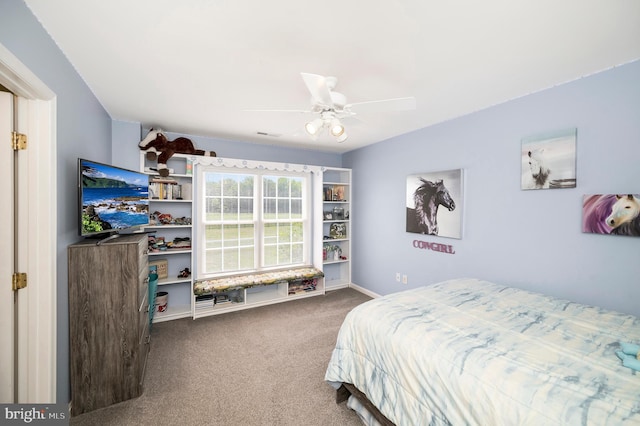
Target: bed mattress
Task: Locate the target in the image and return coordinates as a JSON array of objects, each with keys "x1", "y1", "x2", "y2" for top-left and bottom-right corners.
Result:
[{"x1": 325, "y1": 278, "x2": 640, "y2": 425}]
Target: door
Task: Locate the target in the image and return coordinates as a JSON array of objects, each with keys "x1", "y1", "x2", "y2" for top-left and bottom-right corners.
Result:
[
  {"x1": 0, "y1": 44, "x2": 56, "y2": 403},
  {"x1": 0, "y1": 91, "x2": 15, "y2": 402}
]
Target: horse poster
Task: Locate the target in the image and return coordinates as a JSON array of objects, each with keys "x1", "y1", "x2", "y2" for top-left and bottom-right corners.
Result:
[
  {"x1": 406, "y1": 169, "x2": 463, "y2": 239},
  {"x1": 521, "y1": 128, "x2": 577, "y2": 190},
  {"x1": 582, "y1": 194, "x2": 640, "y2": 237}
]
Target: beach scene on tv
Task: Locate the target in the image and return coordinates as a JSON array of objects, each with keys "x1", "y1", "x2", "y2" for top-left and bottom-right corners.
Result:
[{"x1": 81, "y1": 160, "x2": 149, "y2": 236}]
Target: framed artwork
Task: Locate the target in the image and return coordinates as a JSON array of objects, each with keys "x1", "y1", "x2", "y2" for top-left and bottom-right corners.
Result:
[
  {"x1": 406, "y1": 169, "x2": 463, "y2": 239},
  {"x1": 521, "y1": 128, "x2": 577, "y2": 190},
  {"x1": 582, "y1": 194, "x2": 640, "y2": 237}
]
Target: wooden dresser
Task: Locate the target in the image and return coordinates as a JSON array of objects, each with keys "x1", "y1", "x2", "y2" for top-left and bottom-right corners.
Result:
[{"x1": 68, "y1": 234, "x2": 150, "y2": 416}]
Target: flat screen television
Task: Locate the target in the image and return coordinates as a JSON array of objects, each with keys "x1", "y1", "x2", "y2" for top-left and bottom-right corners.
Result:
[{"x1": 78, "y1": 158, "x2": 150, "y2": 240}]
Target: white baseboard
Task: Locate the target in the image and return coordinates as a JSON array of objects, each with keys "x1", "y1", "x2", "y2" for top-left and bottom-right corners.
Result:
[{"x1": 348, "y1": 282, "x2": 381, "y2": 299}]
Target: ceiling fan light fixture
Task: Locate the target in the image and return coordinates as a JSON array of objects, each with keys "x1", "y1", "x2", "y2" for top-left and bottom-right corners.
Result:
[
  {"x1": 305, "y1": 118, "x2": 323, "y2": 135},
  {"x1": 329, "y1": 118, "x2": 345, "y2": 137},
  {"x1": 336, "y1": 132, "x2": 348, "y2": 143}
]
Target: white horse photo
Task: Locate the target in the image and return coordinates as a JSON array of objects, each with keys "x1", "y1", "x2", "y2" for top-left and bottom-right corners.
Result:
[{"x1": 526, "y1": 148, "x2": 551, "y2": 189}]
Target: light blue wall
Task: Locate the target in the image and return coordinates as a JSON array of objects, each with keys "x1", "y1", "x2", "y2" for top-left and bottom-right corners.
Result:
[
  {"x1": 344, "y1": 60, "x2": 640, "y2": 317},
  {"x1": 1, "y1": 0, "x2": 112, "y2": 403}
]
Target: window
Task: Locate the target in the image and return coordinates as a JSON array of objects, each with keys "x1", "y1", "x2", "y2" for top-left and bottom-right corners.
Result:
[{"x1": 199, "y1": 168, "x2": 309, "y2": 276}]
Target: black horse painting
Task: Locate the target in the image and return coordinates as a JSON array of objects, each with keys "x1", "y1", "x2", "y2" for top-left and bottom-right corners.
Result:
[{"x1": 406, "y1": 178, "x2": 456, "y2": 235}]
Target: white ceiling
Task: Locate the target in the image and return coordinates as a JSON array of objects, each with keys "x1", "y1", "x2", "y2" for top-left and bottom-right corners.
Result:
[{"x1": 25, "y1": 0, "x2": 640, "y2": 153}]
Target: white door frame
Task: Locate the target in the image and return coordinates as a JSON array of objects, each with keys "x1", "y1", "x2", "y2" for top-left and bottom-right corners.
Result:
[
  {"x1": 0, "y1": 42, "x2": 57, "y2": 403},
  {"x1": 0, "y1": 88, "x2": 15, "y2": 403}
]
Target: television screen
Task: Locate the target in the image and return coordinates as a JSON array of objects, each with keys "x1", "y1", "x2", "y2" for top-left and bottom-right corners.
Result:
[{"x1": 79, "y1": 158, "x2": 150, "y2": 237}]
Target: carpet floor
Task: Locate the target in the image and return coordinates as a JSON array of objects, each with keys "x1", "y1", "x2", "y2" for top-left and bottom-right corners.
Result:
[{"x1": 69, "y1": 287, "x2": 372, "y2": 426}]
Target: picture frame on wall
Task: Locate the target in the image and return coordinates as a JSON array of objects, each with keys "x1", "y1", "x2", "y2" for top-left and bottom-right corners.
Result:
[
  {"x1": 582, "y1": 194, "x2": 640, "y2": 237},
  {"x1": 406, "y1": 169, "x2": 463, "y2": 239},
  {"x1": 521, "y1": 128, "x2": 577, "y2": 190}
]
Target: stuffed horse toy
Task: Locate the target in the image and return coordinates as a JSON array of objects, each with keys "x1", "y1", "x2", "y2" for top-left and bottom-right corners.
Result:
[{"x1": 139, "y1": 128, "x2": 216, "y2": 176}]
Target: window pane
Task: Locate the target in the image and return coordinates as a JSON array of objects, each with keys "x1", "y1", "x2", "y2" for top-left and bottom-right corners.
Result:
[
  {"x1": 223, "y1": 224, "x2": 239, "y2": 246},
  {"x1": 223, "y1": 248, "x2": 239, "y2": 270},
  {"x1": 223, "y1": 177, "x2": 239, "y2": 196},
  {"x1": 206, "y1": 175, "x2": 221, "y2": 196},
  {"x1": 264, "y1": 177, "x2": 276, "y2": 197},
  {"x1": 239, "y1": 176, "x2": 254, "y2": 197},
  {"x1": 292, "y1": 243, "x2": 304, "y2": 263},
  {"x1": 205, "y1": 248, "x2": 222, "y2": 272},
  {"x1": 291, "y1": 178, "x2": 302, "y2": 197},
  {"x1": 205, "y1": 198, "x2": 221, "y2": 221},
  {"x1": 239, "y1": 198, "x2": 253, "y2": 219},
  {"x1": 277, "y1": 199, "x2": 290, "y2": 219},
  {"x1": 292, "y1": 222, "x2": 303, "y2": 242},
  {"x1": 264, "y1": 245, "x2": 277, "y2": 267},
  {"x1": 222, "y1": 198, "x2": 238, "y2": 221},
  {"x1": 263, "y1": 199, "x2": 276, "y2": 220},
  {"x1": 239, "y1": 247, "x2": 254, "y2": 270},
  {"x1": 291, "y1": 199, "x2": 302, "y2": 218},
  {"x1": 279, "y1": 223, "x2": 291, "y2": 242},
  {"x1": 239, "y1": 224, "x2": 254, "y2": 246},
  {"x1": 264, "y1": 223, "x2": 277, "y2": 245},
  {"x1": 205, "y1": 225, "x2": 222, "y2": 248},
  {"x1": 277, "y1": 177, "x2": 290, "y2": 197},
  {"x1": 278, "y1": 245, "x2": 291, "y2": 263}
]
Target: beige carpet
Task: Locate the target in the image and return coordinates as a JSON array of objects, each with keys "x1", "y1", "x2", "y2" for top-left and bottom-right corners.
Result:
[{"x1": 70, "y1": 287, "x2": 372, "y2": 426}]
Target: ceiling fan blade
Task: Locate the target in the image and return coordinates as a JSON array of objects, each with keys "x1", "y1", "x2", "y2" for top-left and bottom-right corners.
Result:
[
  {"x1": 301, "y1": 73, "x2": 334, "y2": 108},
  {"x1": 347, "y1": 96, "x2": 416, "y2": 114},
  {"x1": 244, "y1": 108, "x2": 312, "y2": 114}
]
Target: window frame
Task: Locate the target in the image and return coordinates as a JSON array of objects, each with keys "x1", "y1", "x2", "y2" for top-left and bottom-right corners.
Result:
[{"x1": 196, "y1": 166, "x2": 311, "y2": 279}]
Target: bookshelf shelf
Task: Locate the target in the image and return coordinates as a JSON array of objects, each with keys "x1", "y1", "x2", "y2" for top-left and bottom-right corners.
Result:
[
  {"x1": 141, "y1": 152, "x2": 194, "y2": 323},
  {"x1": 322, "y1": 167, "x2": 352, "y2": 290}
]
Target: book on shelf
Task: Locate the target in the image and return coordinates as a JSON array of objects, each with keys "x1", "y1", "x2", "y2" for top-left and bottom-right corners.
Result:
[
  {"x1": 323, "y1": 185, "x2": 346, "y2": 201},
  {"x1": 149, "y1": 181, "x2": 184, "y2": 200}
]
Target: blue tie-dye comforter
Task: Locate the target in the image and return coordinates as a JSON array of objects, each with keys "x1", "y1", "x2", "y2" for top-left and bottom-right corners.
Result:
[{"x1": 325, "y1": 279, "x2": 640, "y2": 425}]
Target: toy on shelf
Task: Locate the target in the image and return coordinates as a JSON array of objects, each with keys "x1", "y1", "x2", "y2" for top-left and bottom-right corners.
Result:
[
  {"x1": 149, "y1": 211, "x2": 192, "y2": 226},
  {"x1": 148, "y1": 235, "x2": 192, "y2": 252},
  {"x1": 139, "y1": 128, "x2": 216, "y2": 177}
]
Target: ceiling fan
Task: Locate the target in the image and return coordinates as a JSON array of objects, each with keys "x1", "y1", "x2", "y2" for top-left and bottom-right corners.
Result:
[{"x1": 248, "y1": 73, "x2": 416, "y2": 143}]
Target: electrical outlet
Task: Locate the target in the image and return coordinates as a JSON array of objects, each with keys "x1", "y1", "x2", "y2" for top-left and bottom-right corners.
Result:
[
  {"x1": 402, "y1": 274, "x2": 408, "y2": 284},
  {"x1": 395, "y1": 272, "x2": 401, "y2": 282}
]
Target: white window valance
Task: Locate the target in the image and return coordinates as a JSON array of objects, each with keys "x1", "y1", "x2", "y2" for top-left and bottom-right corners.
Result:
[{"x1": 193, "y1": 155, "x2": 323, "y2": 174}]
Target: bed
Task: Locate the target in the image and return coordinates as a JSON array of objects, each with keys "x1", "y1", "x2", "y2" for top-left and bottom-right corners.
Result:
[{"x1": 325, "y1": 278, "x2": 640, "y2": 425}]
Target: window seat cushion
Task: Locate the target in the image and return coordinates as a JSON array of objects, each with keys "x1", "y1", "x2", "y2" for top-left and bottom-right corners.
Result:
[{"x1": 193, "y1": 266, "x2": 324, "y2": 295}]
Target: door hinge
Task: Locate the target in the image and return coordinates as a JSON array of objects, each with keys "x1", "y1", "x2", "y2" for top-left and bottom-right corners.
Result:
[
  {"x1": 11, "y1": 132, "x2": 27, "y2": 150},
  {"x1": 12, "y1": 273, "x2": 27, "y2": 291}
]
